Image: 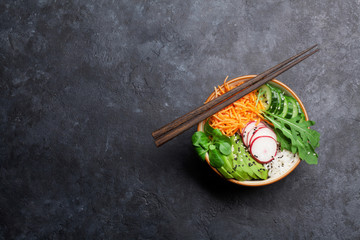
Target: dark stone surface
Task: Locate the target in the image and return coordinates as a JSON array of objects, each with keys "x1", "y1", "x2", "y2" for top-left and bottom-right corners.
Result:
[{"x1": 1, "y1": 0, "x2": 360, "y2": 239}]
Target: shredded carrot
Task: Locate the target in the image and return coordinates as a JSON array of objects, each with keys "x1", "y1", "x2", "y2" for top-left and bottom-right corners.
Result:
[{"x1": 206, "y1": 78, "x2": 267, "y2": 136}]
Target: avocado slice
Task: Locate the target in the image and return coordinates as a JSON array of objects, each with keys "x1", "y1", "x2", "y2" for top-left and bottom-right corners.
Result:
[
  {"x1": 232, "y1": 154, "x2": 252, "y2": 181},
  {"x1": 224, "y1": 157, "x2": 246, "y2": 181},
  {"x1": 217, "y1": 166, "x2": 234, "y2": 179},
  {"x1": 233, "y1": 135, "x2": 258, "y2": 179},
  {"x1": 216, "y1": 141, "x2": 247, "y2": 181},
  {"x1": 246, "y1": 156, "x2": 268, "y2": 180},
  {"x1": 239, "y1": 149, "x2": 259, "y2": 179},
  {"x1": 231, "y1": 135, "x2": 252, "y2": 180}
]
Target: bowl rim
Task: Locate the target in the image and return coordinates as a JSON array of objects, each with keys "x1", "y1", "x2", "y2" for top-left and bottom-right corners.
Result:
[{"x1": 197, "y1": 75, "x2": 308, "y2": 187}]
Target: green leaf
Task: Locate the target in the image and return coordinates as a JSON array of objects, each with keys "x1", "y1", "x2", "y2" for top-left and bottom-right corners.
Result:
[
  {"x1": 192, "y1": 121, "x2": 239, "y2": 179},
  {"x1": 204, "y1": 119, "x2": 231, "y2": 142},
  {"x1": 194, "y1": 146, "x2": 207, "y2": 161},
  {"x1": 213, "y1": 128, "x2": 223, "y2": 138},
  {"x1": 274, "y1": 128, "x2": 291, "y2": 151},
  {"x1": 204, "y1": 120, "x2": 215, "y2": 137},
  {"x1": 298, "y1": 142, "x2": 318, "y2": 165},
  {"x1": 208, "y1": 149, "x2": 225, "y2": 168},
  {"x1": 192, "y1": 131, "x2": 211, "y2": 150},
  {"x1": 213, "y1": 133, "x2": 231, "y2": 146},
  {"x1": 263, "y1": 111, "x2": 320, "y2": 164},
  {"x1": 215, "y1": 141, "x2": 231, "y2": 156}
]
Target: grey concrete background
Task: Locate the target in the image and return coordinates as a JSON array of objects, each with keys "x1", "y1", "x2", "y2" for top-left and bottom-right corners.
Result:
[{"x1": 1, "y1": 0, "x2": 360, "y2": 239}]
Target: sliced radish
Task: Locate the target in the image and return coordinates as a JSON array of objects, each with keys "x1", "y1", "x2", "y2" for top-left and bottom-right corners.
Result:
[
  {"x1": 241, "y1": 121, "x2": 256, "y2": 144},
  {"x1": 250, "y1": 136, "x2": 277, "y2": 164},
  {"x1": 242, "y1": 121, "x2": 264, "y2": 137},
  {"x1": 246, "y1": 126, "x2": 269, "y2": 147},
  {"x1": 242, "y1": 121, "x2": 265, "y2": 147},
  {"x1": 249, "y1": 127, "x2": 277, "y2": 146}
]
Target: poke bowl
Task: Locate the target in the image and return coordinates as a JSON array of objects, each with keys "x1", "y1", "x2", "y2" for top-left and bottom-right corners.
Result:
[{"x1": 195, "y1": 75, "x2": 310, "y2": 187}]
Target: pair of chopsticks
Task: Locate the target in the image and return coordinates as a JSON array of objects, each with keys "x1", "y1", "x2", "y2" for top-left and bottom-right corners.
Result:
[{"x1": 152, "y1": 44, "x2": 319, "y2": 147}]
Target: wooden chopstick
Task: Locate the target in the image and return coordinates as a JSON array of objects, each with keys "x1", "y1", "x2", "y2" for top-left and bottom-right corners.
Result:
[
  {"x1": 152, "y1": 44, "x2": 318, "y2": 140},
  {"x1": 153, "y1": 46, "x2": 319, "y2": 147}
]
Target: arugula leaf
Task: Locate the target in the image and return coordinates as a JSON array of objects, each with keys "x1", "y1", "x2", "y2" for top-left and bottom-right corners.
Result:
[
  {"x1": 263, "y1": 111, "x2": 320, "y2": 164},
  {"x1": 274, "y1": 128, "x2": 291, "y2": 151}
]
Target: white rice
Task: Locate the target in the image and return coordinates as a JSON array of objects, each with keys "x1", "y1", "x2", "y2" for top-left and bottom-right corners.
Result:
[{"x1": 264, "y1": 148, "x2": 299, "y2": 178}]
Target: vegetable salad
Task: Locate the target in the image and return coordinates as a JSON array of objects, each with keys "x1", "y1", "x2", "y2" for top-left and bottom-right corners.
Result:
[{"x1": 192, "y1": 79, "x2": 320, "y2": 181}]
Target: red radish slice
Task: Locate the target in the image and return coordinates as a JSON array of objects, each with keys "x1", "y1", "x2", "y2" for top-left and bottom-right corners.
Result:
[
  {"x1": 246, "y1": 126, "x2": 266, "y2": 147},
  {"x1": 250, "y1": 136, "x2": 277, "y2": 164},
  {"x1": 242, "y1": 121, "x2": 266, "y2": 147},
  {"x1": 242, "y1": 121, "x2": 265, "y2": 137},
  {"x1": 241, "y1": 121, "x2": 257, "y2": 145},
  {"x1": 249, "y1": 127, "x2": 277, "y2": 146},
  {"x1": 245, "y1": 125, "x2": 267, "y2": 147}
]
